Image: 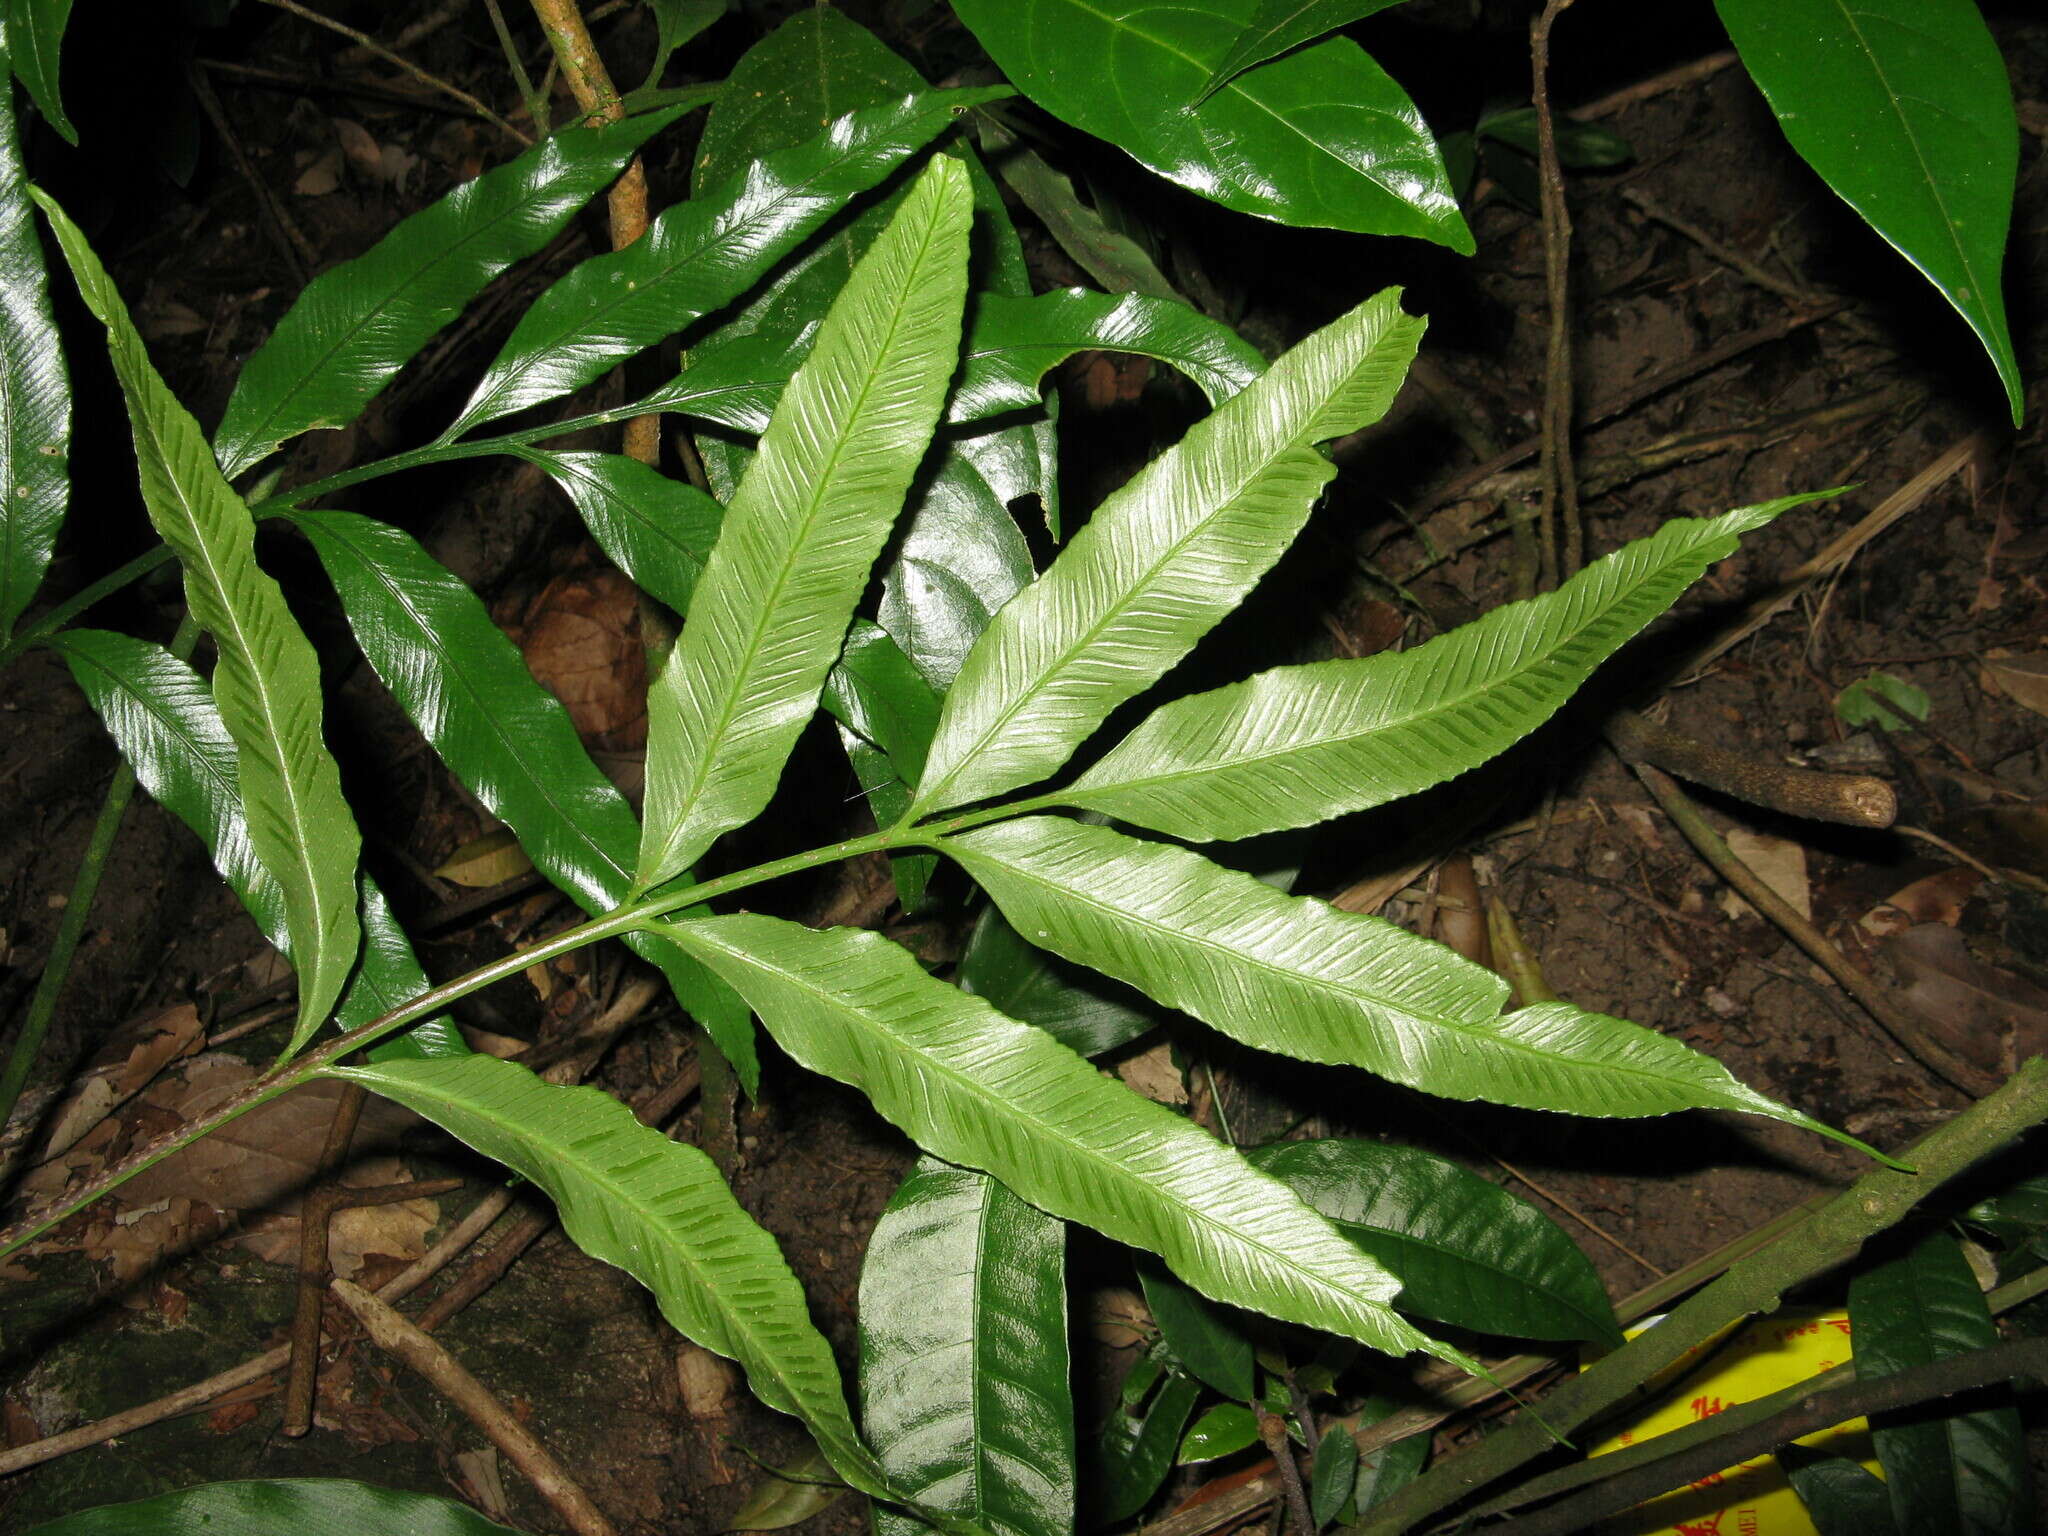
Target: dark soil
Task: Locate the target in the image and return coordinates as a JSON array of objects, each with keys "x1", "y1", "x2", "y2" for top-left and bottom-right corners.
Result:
[{"x1": 2, "y1": 3, "x2": 2046, "y2": 1533}]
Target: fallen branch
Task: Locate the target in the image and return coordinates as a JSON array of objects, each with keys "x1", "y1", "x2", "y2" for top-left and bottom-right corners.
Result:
[{"x1": 1607, "y1": 706, "x2": 1895, "y2": 828}]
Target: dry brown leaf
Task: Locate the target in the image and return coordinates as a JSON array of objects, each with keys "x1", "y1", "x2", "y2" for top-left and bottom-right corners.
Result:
[
  {"x1": 434, "y1": 827, "x2": 533, "y2": 887},
  {"x1": 1857, "y1": 866, "x2": 1981, "y2": 941},
  {"x1": 1982, "y1": 652, "x2": 2048, "y2": 719},
  {"x1": 37, "y1": 1004, "x2": 202, "y2": 1159},
  {"x1": 515, "y1": 569, "x2": 648, "y2": 751},
  {"x1": 293, "y1": 149, "x2": 342, "y2": 196},
  {"x1": 332, "y1": 117, "x2": 382, "y2": 179},
  {"x1": 1886, "y1": 923, "x2": 2048, "y2": 1075},
  {"x1": 1113, "y1": 1040, "x2": 1186, "y2": 1106},
  {"x1": 1720, "y1": 829, "x2": 1810, "y2": 922}
]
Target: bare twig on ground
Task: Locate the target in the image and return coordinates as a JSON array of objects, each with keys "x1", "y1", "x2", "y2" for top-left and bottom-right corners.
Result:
[
  {"x1": 187, "y1": 62, "x2": 318, "y2": 280},
  {"x1": 1574, "y1": 49, "x2": 1739, "y2": 119},
  {"x1": 284, "y1": 1173, "x2": 465, "y2": 1435},
  {"x1": 334, "y1": 1276, "x2": 622, "y2": 1536},
  {"x1": 256, "y1": 0, "x2": 529, "y2": 143},
  {"x1": 1606, "y1": 706, "x2": 1896, "y2": 828},
  {"x1": 1630, "y1": 762, "x2": 1996, "y2": 1098},
  {"x1": 1530, "y1": 0, "x2": 1581, "y2": 587},
  {"x1": 0, "y1": 1186, "x2": 517, "y2": 1475}
]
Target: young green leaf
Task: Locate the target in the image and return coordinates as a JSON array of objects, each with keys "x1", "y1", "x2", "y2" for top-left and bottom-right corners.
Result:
[
  {"x1": 1086, "y1": 1365, "x2": 1202, "y2": 1525},
  {"x1": 1847, "y1": 1231, "x2": 2027, "y2": 1532},
  {"x1": 1715, "y1": 0, "x2": 2021, "y2": 426},
  {"x1": 38, "y1": 191, "x2": 360, "y2": 1051},
  {"x1": 655, "y1": 912, "x2": 1448, "y2": 1365},
  {"x1": 444, "y1": 89, "x2": 1001, "y2": 440},
  {"x1": 3, "y1": 0, "x2": 74, "y2": 145},
  {"x1": 0, "y1": 46, "x2": 68, "y2": 640},
  {"x1": 1064, "y1": 499, "x2": 1808, "y2": 840},
  {"x1": 945, "y1": 817, "x2": 1881, "y2": 1157},
  {"x1": 522, "y1": 449, "x2": 723, "y2": 617},
  {"x1": 911, "y1": 288, "x2": 1423, "y2": 818},
  {"x1": 635, "y1": 154, "x2": 974, "y2": 891},
  {"x1": 954, "y1": 290, "x2": 1265, "y2": 421},
  {"x1": 861, "y1": 1159, "x2": 1074, "y2": 1536},
  {"x1": 52, "y1": 629, "x2": 460, "y2": 1060},
  {"x1": 952, "y1": 0, "x2": 1469, "y2": 249},
  {"x1": 330, "y1": 1054, "x2": 898, "y2": 1508},
  {"x1": 214, "y1": 109, "x2": 685, "y2": 478},
  {"x1": 291, "y1": 509, "x2": 753, "y2": 1086},
  {"x1": 1194, "y1": 1, "x2": 1412, "y2": 105},
  {"x1": 1247, "y1": 1139, "x2": 1620, "y2": 1347},
  {"x1": 18, "y1": 1478, "x2": 524, "y2": 1536}
]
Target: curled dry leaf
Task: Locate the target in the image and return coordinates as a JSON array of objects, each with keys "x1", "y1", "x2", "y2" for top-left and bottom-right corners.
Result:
[
  {"x1": 1856, "y1": 865, "x2": 1982, "y2": 941},
  {"x1": 35, "y1": 1003, "x2": 202, "y2": 1159},
  {"x1": 1982, "y1": 651, "x2": 2048, "y2": 720},
  {"x1": 507, "y1": 566, "x2": 649, "y2": 798},
  {"x1": 1719, "y1": 828, "x2": 1810, "y2": 922},
  {"x1": 1885, "y1": 922, "x2": 2048, "y2": 1075}
]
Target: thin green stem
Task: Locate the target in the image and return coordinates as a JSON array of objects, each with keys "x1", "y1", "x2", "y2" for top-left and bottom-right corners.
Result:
[
  {"x1": 0, "y1": 547, "x2": 177, "y2": 669},
  {"x1": 0, "y1": 616, "x2": 203, "y2": 1140}
]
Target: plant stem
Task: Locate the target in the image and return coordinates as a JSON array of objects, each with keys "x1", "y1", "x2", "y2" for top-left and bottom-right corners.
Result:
[
  {"x1": 1353, "y1": 1056, "x2": 2048, "y2": 1535},
  {"x1": 0, "y1": 615, "x2": 202, "y2": 1138},
  {"x1": 0, "y1": 547, "x2": 177, "y2": 669}
]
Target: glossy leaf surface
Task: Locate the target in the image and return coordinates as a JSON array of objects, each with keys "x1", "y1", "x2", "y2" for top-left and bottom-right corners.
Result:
[
  {"x1": 447, "y1": 89, "x2": 998, "y2": 439},
  {"x1": 1178, "y1": 1403, "x2": 1259, "y2": 1462},
  {"x1": 948, "y1": 818, "x2": 1872, "y2": 1153},
  {"x1": 822, "y1": 621, "x2": 943, "y2": 788},
  {"x1": 862, "y1": 1159, "x2": 1073, "y2": 1536},
  {"x1": 1311, "y1": 1428, "x2": 1361, "y2": 1528},
  {"x1": 1139, "y1": 1260, "x2": 1255, "y2": 1401},
  {"x1": 658, "y1": 913, "x2": 1445, "y2": 1363},
  {"x1": 636, "y1": 155, "x2": 972, "y2": 890},
  {"x1": 334, "y1": 1054, "x2": 895, "y2": 1503},
  {"x1": 53, "y1": 630, "x2": 459, "y2": 1059},
  {"x1": 976, "y1": 118, "x2": 1182, "y2": 303},
  {"x1": 1847, "y1": 1231, "x2": 2028, "y2": 1534},
  {"x1": 0, "y1": 44, "x2": 67, "y2": 638},
  {"x1": 1247, "y1": 1138, "x2": 1618, "y2": 1345},
  {"x1": 955, "y1": 290, "x2": 1265, "y2": 420},
  {"x1": 1087, "y1": 1365, "x2": 1201, "y2": 1525},
  {"x1": 21, "y1": 1478, "x2": 522, "y2": 1535},
  {"x1": 526, "y1": 449, "x2": 722, "y2": 616},
  {"x1": 1779, "y1": 1446, "x2": 1901, "y2": 1536},
  {"x1": 1714, "y1": 0, "x2": 2020, "y2": 424},
  {"x1": 913, "y1": 288, "x2": 1422, "y2": 817},
  {"x1": 40, "y1": 193, "x2": 359, "y2": 1050},
  {"x1": 1067, "y1": 501, "x2": 1799, "y2": 840},
  {"x1": 957, "y1": 901, "x2": 1160, "y2": 1060},
  {"x1": 216, "y1": 111, "x2": 680, "y2": 477},
  {"x1": 952, "y1": 0, "x2": 1468, "y2": 247},
  {"x1": 1196, "y1": 0, "x2": 1411, "y2": 103},
  {"x1": 3, "y1": 0, "x2": 74, "y2": 144},
  {"x1": 293, "y1": 509, "x2": 750, "y2": 1082}
]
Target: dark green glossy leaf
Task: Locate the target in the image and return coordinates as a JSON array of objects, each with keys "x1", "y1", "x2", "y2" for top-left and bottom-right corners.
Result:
[
  {"x1": 1178, "y1": 1402, "x2": 1259, "y2": 1463},
  {"x1": 862, "y1": 1158, "x2": 1073, "y2": 1536},
  {"x1": 1311, "y1": 1426, "x2": 1359, "y2": 1528},
  {"x1": 822, "y1": 621, "x2": 942, "y2": 787},
  {"x1": 656, "y1": 913, "x2": 1452, "y2": 1366},
  {"x1": 956, "y1": 901, "x2": 1160, "y2": 1060},
  {"x1": 1352, "y1": 1398, "x2": 1428, "y2": 1511},
  {"x1": 1247, "y1": 1138, "x2": 1619, "y2": 1346},
  {"x1": 216, "y1": 110, "x2": 683, "y2": 478},
  {"x1": 525, "y1": 448, "x2": 722, "y2": 616},
  {"x1": 837, "y1": 727, "x2": 938, "y2": 913},
  {"x1": 40, "y1": 192, "x2": 360, "y2": 1052},
  {"x1": 1087, "y1": 1365, "x2": 1201, "y2": 1524},
  {"x1": 1195, "y1": 0, "x2": 1410, "y2": 104},
  {"x1": 641, "y1": 0, "x2": 723, "y2": 89},
  {"x1": 52, "y1": 628, "x2": 460, "y2": 1060},
  {"x1": 1066, "y1": 500, "x2": 1808, "y2": 841},
  {"x1": 0, "y1": 40, "x2": 67, "y2": 639},
  {"x1": 947, "y1": 818, "x2": 1881, "y2": 1159},
  {"x1": 21, "y1": 1478, "x2": 521, "y2": 1535},
  {"x1": 956, "y1": 290, "x2": 1265, "y2": 421},
  {"x1": 1847, "y1": 1231, "x2": 2028, "y2": 1534},
  {"x1": 446, "y1": 88, "x2": 1001, "y2": 440},
  {"x1": 977, "y1": 117, "x2": 1182, "y2": 304},
  {"x1": 333, "y1": 1054, "x2": 897, "y2": 1506},
  {"x1": 877, "y1": 446, "x2": 1035, "y2": 694},
  {"x1": 1779, "y1": 1445, "x2": 1902, "y2": 1536},
  {"x1": 952, "y1": 0, "x2": 1468, "y2": 247},
  {"x1": 1476, "y1": 107, "x2": 1632, "y2": 169},
  {"x1": 631, "y1": 325, "x2": 817, "y2": 434},
  {"x1": 3, "y1": 0, "x2": 74, "y2": 144},
  {"x1": 1964, "y1": 1172, "x2": 2048, "y2": 1249},
  {"x1": 636, "y1": 155, "x2": 973, "y2": 890},
  {"x1": 1714, "y1": 0, "x2": 2020, "y2": 425},
  {"x1": 291, "y1": 508, "x2": 751, "y2": 1084},
  {"x1": 1140, "y1": 1259, "x2": 1256, "y2": 1402},
  {"x1": 913, "y1": 289, "x2": 1421, "y2": 817}
]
